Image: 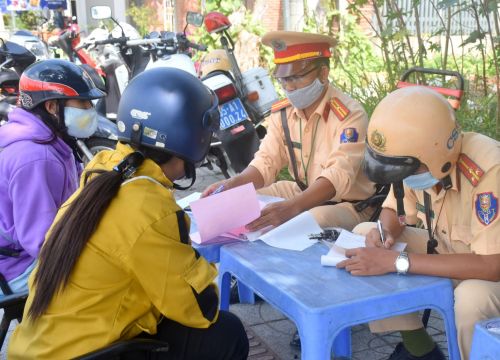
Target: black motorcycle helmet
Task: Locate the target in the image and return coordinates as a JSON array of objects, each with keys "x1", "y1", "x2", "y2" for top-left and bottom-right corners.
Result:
[
  {"x1": 117, "y1": 67, "x2": 220, "y2": 188},
  {"x1": 18, "y1": 59, "x2": 105, "y2": 110}
]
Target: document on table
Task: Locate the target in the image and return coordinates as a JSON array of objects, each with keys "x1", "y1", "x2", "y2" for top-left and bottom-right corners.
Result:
[
  {"x1": 321, "y1": 230, "x2": 407, "y2": 266},
  {"x1": 257, "y1": 211, "x2": 322, "y2": 251}
]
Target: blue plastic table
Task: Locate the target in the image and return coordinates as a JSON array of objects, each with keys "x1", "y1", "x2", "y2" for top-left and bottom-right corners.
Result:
[
  {"x1": 471, "y1": 317, "x2": 500, "y2": 360},
  {"x1": 218, "y1": 241, "x2": 460, "y2": 360}
]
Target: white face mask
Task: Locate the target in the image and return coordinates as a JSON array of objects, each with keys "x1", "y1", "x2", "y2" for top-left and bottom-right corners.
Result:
[
  {"x1": 403, "y1": 171, "x2": 440, "y2": 190},
  {"x1": 64, "y1": 106, "x2": 98, "y2": 138},
  {"x1": 284, "y1": 78, "x2": 325, "y2": 109}
]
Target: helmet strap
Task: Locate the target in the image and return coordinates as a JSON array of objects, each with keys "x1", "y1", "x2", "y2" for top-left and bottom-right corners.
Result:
[
  {"x1": 130, "y1": 121, "x2": 142, "y2": 146},
  {"x1": 440, "y1": 175, "x2": 452, "y2": 190},
  {"x1": 393, "y1": 181, "x2": 406, "y2": 225},
  {"x1": 173, "y1": 162, "x2": 196, "y2": 190}
]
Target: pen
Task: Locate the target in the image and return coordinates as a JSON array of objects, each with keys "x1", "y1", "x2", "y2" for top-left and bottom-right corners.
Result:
[
  {"x1": 377, "y1": 219, "x2": 386, "y2": 247},
  {"x1": 211, "y1": 184, "x2": 225, "y2": 195}
]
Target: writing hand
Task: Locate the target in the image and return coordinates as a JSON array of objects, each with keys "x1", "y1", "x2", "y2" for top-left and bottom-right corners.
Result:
[
  {"x1": 365, "y1": 228, "x2": 395, "y2": 249},
  {"x1": 201, "y1": 180, "x2": 226, "y2": 198}
]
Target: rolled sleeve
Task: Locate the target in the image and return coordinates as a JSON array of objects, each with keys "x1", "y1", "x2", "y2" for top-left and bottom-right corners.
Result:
[
  {"x1": 249, "y1": 111, "x2": 288, "y2": 186},
  {"x1": 318, "y1": 107, "x2": 368, "y2": 201}
]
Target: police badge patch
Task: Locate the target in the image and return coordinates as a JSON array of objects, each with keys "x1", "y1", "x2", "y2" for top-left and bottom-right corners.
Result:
[
  {"x1": 340, "y1": 128, "x2": 359, "y2": 143},
  {"x1": 475, "y1": 192, "x2": 498, "y2": 226}
]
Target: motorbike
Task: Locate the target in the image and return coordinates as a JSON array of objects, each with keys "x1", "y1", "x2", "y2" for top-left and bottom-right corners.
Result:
[{"x1": 200, "y1": 11, "x2": 279, "y2": 178}]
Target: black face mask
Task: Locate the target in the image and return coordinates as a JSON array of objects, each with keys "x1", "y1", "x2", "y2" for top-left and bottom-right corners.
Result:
[{"x1": 173, "y1": 162, "x2": 196, "y2": 190}]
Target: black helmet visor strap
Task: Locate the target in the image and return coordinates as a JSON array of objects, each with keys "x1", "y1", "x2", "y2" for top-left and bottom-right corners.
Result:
[{"x1": 363, "y1": 146, "x2": 421, "y2": 185}]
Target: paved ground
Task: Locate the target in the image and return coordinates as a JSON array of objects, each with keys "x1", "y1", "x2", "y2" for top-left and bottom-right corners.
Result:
[{"x1": 0, "y1": 166, "x2": 450, "y2": 359}]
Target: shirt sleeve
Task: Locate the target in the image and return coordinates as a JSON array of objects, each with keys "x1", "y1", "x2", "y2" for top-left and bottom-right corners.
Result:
[
  {"x1": 382, "y1": 183, "x2": 419, "y2": 226},
  {"x1": 249, "y1": 111, "x2": 289, "y2": 186},
  {"x1": 130, "y1": 212, "x2": 219, "y2": 329},
  {"x1": 318, "y1": 106, "x2": 368, "y2": 201},
  {"x1": 470, "y1": 165, "x2": 500, "y2": 255},
  {"x1": 9, "y1": 159, "x2": 67, "y2": 258}
]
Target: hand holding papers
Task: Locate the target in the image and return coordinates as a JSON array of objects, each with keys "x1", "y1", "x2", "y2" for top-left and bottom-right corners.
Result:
[
  {"x1": 190, "y1": 183, "x2": 261, "y2": 243},
  {"x1": 183, "y1": 183, "x2": 322, "y2": 251},
  {"x1": 321, "y1": 230, "x2": 407, "y2": 266}
]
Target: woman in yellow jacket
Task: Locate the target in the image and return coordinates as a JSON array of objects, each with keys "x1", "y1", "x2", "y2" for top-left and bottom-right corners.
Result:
[{"x1": 8, "y1": 68, "x2": 249, "y2": 359}]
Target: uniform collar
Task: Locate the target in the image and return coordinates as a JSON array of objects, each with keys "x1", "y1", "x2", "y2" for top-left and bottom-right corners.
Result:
[
  {"x1": 114, "y1": 142, "x2": 174, "y2": 189},
  {"x1": 291, "y1": 84, "x2": 334, "y2": 122}
]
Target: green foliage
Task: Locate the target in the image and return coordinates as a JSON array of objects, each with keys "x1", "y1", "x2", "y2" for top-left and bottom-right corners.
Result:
[
  {"x1": 126, "y1": 3, "x2": 156, "y2": 36},
  {"x1": 4, "y1": 11, "x2": 43, "y2": 30}
]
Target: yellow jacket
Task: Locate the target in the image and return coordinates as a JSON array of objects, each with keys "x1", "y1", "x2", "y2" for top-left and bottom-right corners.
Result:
[{"x1": 8, "y1": 143, "x2": 219, "y2": 359}]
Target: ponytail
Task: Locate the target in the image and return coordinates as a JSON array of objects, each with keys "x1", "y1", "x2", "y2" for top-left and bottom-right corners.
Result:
[{"x1": 27, "y1": 152, "x2": 145, "y2": 320}]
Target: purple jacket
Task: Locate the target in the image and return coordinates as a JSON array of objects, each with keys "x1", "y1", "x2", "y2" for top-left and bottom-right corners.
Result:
[{"x1": 0, "y1": 108, "x2": 79, "y2": 281}]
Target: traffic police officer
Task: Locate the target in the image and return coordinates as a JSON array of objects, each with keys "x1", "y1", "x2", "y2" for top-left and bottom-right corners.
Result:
[
  {"x1": 338, "y1": 86, "x2": 500, "y2": 360},
  {"x1": 203, "y1": 31, "x2": 376, "y2": 231}
]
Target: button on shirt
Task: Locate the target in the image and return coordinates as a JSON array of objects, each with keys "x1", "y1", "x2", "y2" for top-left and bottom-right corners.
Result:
[{"x1": 249, "y1": 84, "x2": 375, "y2": 202}]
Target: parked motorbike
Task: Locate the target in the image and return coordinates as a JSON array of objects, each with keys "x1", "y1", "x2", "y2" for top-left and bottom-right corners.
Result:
[{"x1": 201, "y1": 11, "x2": 279, "y2": 178}]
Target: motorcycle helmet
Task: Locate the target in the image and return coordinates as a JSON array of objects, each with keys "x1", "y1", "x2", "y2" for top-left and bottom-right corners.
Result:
[
  {"x1": 198, "y1": 49, "x2": 231, "y2": 77},
  {"x1": 204, "y1": 12, "x2": 231, "y2": 34},
  {"x1": 19, "y1": 59, "x2": 105, "y2": 110},
  {"x1": 117, "y1": 67, "x2": 220, "y2": 165},
  {"x1": 363, "y1": 86, "x2": 462, "y2": 185}
]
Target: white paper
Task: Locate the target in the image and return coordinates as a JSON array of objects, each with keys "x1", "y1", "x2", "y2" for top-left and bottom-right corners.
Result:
[
  {"x1": 258, "y1": 212, "x2": 321, "y2": 251},
  {"x1": 177, "y1": 192, "x2": 201, "y2": 210},
  {"x1": 321, "y1": 230, "x2": 407, "y2": 266}
]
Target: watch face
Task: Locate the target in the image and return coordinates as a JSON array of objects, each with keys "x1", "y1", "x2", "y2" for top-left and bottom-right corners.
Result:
[{"x1": 396, "y1": 256, "x2": 409, "y2": 273}]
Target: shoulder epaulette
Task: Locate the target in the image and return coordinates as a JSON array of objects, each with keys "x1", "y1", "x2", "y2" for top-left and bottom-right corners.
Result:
[
  {"x1": 271, "y1": 98, "x2": 291, "y2": 113},
  {"x1": 329, "y1": 97, "x2": 351, "y2": 121},
  {"x1": 457, "y1": 153, "x2": 484, "y2": 187}
]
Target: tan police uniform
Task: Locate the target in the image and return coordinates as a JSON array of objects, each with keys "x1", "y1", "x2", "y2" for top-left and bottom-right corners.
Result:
[
  {"x1": 353, "y1": 132, "x2": 500, "y2": 359},
  {"x1": 250, "y1": 31, "x2": 376, "y2": 229}
]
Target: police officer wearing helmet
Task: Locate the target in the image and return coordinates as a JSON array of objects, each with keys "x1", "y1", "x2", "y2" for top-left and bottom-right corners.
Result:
[
  {"x1": 337, "y1": 86, "x2": 500, "y2": 360},
  {"x1": 8, "y1": 68, "x2": 249, "y2": 360},
  {"x1": 0, "y1": 59, "x2": 104, "y2": 295},
  {"x1": 203, "y1": 31, "x2": 376, "y2": 232}
]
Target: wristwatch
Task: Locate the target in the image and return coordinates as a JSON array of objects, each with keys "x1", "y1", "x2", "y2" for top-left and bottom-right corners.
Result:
[{"x1": 395, "y1": 251, "x2": 410, "y2": 275}]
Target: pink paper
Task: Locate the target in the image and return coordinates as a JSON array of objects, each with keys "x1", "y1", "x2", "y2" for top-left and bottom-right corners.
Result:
[{"x1": 190, "y1": 183, "x2": 261, "y2": 243}]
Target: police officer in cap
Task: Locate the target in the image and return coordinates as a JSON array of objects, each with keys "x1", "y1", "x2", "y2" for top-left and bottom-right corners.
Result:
[
  {"x1": 337, "y1": 86, "x2": 500, "y2": 360},
  {"x1": 203, "y1": 31, "x2": 376, "y2": 232}
]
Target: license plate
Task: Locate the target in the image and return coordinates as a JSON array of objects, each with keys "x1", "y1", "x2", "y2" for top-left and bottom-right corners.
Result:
[{"x1": 219, "y1": 98, "x2": 248, "y2": 130}]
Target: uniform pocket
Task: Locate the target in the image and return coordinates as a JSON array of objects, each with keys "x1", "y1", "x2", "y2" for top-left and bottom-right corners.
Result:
[{"x1": 450, "y1": 224, "x2": 472, "y2": 244}]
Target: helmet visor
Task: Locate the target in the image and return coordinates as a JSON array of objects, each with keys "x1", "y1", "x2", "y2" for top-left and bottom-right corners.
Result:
[{"x1": 363, "y1": 145, "x2": 421, "y2": 184}]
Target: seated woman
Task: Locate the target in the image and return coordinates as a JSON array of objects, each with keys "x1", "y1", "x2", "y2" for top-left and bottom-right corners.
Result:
[
  {"x1": 0, "y1": 59, "x2": 104, "y2": 294},
  {"x1": 8, "y1": 68, "x2": 249, "y2": 359}
]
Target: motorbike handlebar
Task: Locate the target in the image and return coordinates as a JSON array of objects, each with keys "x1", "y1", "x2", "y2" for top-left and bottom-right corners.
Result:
[{"x1": 186, "y1": 41, "x2": 207, "y2": 51}]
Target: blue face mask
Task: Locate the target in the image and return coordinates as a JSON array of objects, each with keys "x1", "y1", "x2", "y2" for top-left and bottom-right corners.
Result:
[
  {"x1": 64, "y1": 106, "x2": 98, "y2": 138},
  {"x1": 284, "y1": 78, "x2": 325, "y2": 109},
  {"x1": 403, "y1": 171, "x2": 440, "y2": 190}
]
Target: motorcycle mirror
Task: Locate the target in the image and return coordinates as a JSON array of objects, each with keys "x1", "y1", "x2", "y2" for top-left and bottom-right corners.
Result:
[
  {"x1": 91, "y1": 6, "x2": 112, "y2": 20},
  {"x1": 185, "y1": 11, "x2": 204, "y2": 33}
]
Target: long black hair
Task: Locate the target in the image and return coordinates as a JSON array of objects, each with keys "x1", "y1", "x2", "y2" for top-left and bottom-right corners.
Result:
[{"x1": 27, "y1": 147, "x2": 172, "y2": 320}]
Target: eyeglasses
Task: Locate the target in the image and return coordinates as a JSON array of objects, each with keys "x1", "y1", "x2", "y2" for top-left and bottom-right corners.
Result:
[{"x1": 276, "y1": 67, "x2": 319, "y2": 86}]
